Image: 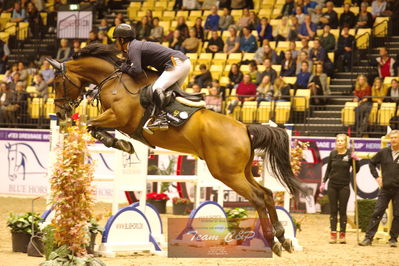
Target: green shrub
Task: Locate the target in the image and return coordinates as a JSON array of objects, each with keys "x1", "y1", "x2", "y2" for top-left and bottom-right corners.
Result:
[{"x1": 357, "y1": 199, "x2": 377, "y2": 232}]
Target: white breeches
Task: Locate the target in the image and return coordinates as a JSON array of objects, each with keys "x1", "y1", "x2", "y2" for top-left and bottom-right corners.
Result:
[{"x1": 152, "y1": 58, "x2": 191, "y2": 92}]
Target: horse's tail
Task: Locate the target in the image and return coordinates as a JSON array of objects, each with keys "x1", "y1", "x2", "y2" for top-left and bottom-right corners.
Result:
[{"x1": 247, "y1": 124, "x2": 303, "y2": 195}]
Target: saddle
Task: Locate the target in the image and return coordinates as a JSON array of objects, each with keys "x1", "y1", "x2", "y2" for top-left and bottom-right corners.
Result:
[{"x1": 130, "y1": 83, "x2": 205, "y2": 146}]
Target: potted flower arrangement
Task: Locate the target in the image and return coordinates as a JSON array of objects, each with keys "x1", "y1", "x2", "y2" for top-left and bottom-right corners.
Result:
[
  {"x1": 7, "y1": 212, "x2": 42, "y2": 253},
  {"x1": 172, "y1": 197, "x2": 193, "y2": 215},
  {"x1": 225, "y1": 208, "x2": 249, "y2": 245},
  {"x1": 147, "y1": 192, "x2": 170, "y2": 214}
]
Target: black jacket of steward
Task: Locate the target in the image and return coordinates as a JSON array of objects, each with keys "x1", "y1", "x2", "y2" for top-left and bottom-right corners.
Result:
[
  {"x1": 123, "y1": 40, "x2": 188, "y2": 76},
  {"x1": 369, "y1": 147, "x2": 399, "y2": 189}
]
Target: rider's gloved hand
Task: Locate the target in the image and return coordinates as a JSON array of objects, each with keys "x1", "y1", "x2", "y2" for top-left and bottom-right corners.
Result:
[{"x1": 120, "y1": 62, "x2": 130, "y2": 73}]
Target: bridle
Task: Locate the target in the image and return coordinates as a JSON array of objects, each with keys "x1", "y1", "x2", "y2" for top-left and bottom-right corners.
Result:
[{"x1": 54, "y1": 61, "x2": 121, "y2": 116}]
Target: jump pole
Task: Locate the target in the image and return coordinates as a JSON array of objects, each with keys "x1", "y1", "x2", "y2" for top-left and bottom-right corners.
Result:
[{"x1": 351, "y1": 139, "x2": 360, "y2": 244}]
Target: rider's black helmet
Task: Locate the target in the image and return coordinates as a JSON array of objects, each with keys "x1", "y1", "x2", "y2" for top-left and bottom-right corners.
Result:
[{"x1": 113, "y1": 24, "x2": 136, "y2": 40}]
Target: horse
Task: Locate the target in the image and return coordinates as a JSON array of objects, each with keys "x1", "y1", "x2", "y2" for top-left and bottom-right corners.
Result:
[{"x1": 46, "y1": 43, "x2": 302, "y2": 256}]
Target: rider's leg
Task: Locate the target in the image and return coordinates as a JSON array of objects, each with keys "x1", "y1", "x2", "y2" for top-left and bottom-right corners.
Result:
[{"x1": 149, "y1": 58, "x2": 191, "y2": 130}]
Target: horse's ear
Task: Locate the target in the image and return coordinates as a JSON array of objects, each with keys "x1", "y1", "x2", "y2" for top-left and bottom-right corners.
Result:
[{"x1": 46, "y1": 58, "x2": 62, "y2": 71}]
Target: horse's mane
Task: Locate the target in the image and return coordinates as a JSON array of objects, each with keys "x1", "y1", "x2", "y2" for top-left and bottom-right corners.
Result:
[{"x1": 73, "y1": 43, "x2": 123, "y2": 66}]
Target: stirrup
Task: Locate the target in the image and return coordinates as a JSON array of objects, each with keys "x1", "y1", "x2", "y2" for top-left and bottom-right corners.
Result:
[{"x1": 143, "y1": 118, "x2": 154, "y2": 135}]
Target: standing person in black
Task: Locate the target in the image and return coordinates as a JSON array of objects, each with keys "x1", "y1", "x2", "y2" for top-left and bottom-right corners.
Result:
[
  {"x1": 321, "y1": 134, "x2": 360, "y2": 244},
  {"x1": 359, "y1": 130, "x2": 399, "y2": 248}
]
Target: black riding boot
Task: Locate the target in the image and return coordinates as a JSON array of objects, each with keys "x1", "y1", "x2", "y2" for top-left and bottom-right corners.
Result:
[{"x1": 147, "y1": 89, "x2": 169, "y2": 131}]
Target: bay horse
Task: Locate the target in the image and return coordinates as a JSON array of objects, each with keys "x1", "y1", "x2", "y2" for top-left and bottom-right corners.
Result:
[{"x1": 47, "y1": 44, "x2": 302, "y2": 256}]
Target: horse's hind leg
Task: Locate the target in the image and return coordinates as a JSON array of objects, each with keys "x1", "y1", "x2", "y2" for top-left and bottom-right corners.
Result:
[
  {"x1": 219, "y1": 176, "x2": 283, "y2": 256},
  {"x1": 244, "y1": 157, "x2": 294, "y2": 253}
]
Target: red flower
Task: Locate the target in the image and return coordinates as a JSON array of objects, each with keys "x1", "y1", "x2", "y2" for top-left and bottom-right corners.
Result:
[
  {"x1": 146, "y1": 192, "x2": 169, "y2": 200},
  {"x1": 71, "y1": 112, "x2": 80, "y2": 121}
]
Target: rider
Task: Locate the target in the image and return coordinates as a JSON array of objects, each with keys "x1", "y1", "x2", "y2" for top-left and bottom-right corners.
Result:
[{"x1": 113, "y1": 23, "x2": 191, "y2": 131}]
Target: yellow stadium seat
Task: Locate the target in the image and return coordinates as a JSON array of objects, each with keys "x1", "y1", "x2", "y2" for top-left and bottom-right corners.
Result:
[
  {"x1": 243, "y1": 53, "x2": 255, "y2": 61},
  {"x1": 142, "y1": 1, "x2": 154, "y2": 8},
  {"x1": 159, "y1": 21, "x2": 170, "y2": 32},
  {"x1": 282, "y1": 76, "x2": 296, "y2": 85},
  {"x1": 240, "y1": 64, "x2": 250, "y2": 74},
  {"x1": 40, "y1": 12, "x2": 47, "y2": 26},
  {"x1": 271, "y1": 65, "x2": 282, "y2": 75},
  {"x1": 197, "y1": 53, "x2": 213, "y2": 65},
  {"x1": 45, "y1": 98, "x2": 55, "y2": 118},
  {"x1": 258, "y1": 65, "x2": 266, "y2": 72},
  {"x1": 227, "y1": 103, "x2": 241, "y2": 120},
  {"x1": 293, "y1": 89, "x2": 311, "y2": 112},
  {"x1": 30, "y1": 98, "x2": 42, "y2": 119},
  {"x1": 223, "y1": 64, "x2": 232, "y2": 76},
  {"x1": 200, "y1": 88, "x2": 209, "y2": 96},
  {"x1": 241, "y1": 101, "x2": 257, "y2": 123},
  {"x1": 220, "y1": 76, "x2": 230, "y2": 87},
  {"x1": 5, "y1": 22, "x2": 16, "y2": 35},
  {"x1": 270, "y1": 19, "x2": 281, "y2": 27},
  {"x1": 190, "y1": 10, "x2": 202, "y2": 18},
  {"x1": 167, "y1": 1, "x2": 175, "y2": 9},
  {"x1": 356, "y1": 29, "x2": 371, "y2": 49},
  {"x1": 137, "y1": 11, "x2": 146, "y2": 18},
  {"x1": 163, "y1": 10, "x2": 175, "y2": 18},
  {"x1": 26, "y1": 86, "x2": 36, "y2": 93},
  {"x1": 328, "y1": 52, "x2": 334, "y2": 63},
  {"x1": 186, "y1": 53, "x2": 198, "y2": 59},
  {"x1": 203, "y1": 10, "x2": 211, "y2": 17},
  {"x1": 257, "y1": 101, "x2": 274, "y2": 123},
  {"x1": 374, "y1": 17, "x2": 389, "y2": 37},
  {"x1": 350, "y1": 7, "x2": 359, "y2": 15},
  {"x1": 227, "y1": 53, "x2": 242, "y2": 64},
  {"x1": 259, "y1": 9, "x2": 272, "y2": 18},
  {"x1": 128, "y1": 7, "x2": 138, "y2": 20},
  {"x1": 378, "y1": 103, "x2": 396, "y2": 126},
  {"x1": 0, "y1": 13, "x2": 11, "y2": 19},
  {"x1": 177, "y1": 11, "x2": 189, "y2": 17},
  {"x1": 275, "y1": 101, "x2": 291, "y2": 124},
  {"x1": 269, "y1": 41, "x2": 277, "y2": 49},
  {"x1": 154, "y1": 2, "x2": 167, "y2": 10},
  {"x1": 231, "y1": 10, "x2": 243, "y2": 17},
  {"x1": 369, "y1": 103, "x2": 379, "y2": 124},
  {"x1": 130, "y1": 2, "x2": 141, "y2": 8},
  {"x1": 17, "y1": 22, "x2": 29, "y2": 40},
  {"x1": 171, "y1": 21, "x2": 178, "y2": 30},
  {"x1": 210, "y1": 64, "x2": 223, "y2": 73},
  {"x1": 0, "y1": 32, "x2": 9, "y2": 43},
  {"x1": 383, "y1": 77, "x2": 399, "y2": 86},
  {"x1": 212, "y1": 53, "x2": 227, "y2": 65},
  {"x1": 341, "y1": 102, "x2": 358, "y2": 126}
]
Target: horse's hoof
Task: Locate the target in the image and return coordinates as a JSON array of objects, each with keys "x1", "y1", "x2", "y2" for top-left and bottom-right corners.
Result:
[
  {"x1": 282, "y1": 239, "x2": 294, "y2": 253},
  {"x1": 272, "y1": 242, "x2": 282, "y2": 257}
]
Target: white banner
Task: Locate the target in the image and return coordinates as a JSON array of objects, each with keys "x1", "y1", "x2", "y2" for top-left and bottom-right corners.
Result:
[{"x1": 57, "y1": 11, "x2": 92, "y2": 39}]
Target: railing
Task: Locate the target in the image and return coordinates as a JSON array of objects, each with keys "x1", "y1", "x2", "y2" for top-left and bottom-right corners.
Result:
[{"x1": 350, "y1": 30, "x2": 372, "y2": 86}]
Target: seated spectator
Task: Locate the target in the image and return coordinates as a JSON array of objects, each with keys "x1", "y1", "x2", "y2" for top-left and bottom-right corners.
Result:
[
  {"x1": 206, "y1": 31, "x2": 224, "y2": 53},
  {"x1": 194, "y1": 18, "x2": 205, "y2": 41},
  {"x1": 339, "y1": 3, "x2": 356, "y2": 29},
  {"x1": 40, "y1": 60, "x2": 55, "y2": 85},
  {"x1": 72, "y1": 40, "x2": 81, "y2": 56},
  {"x1": 335, "y1": 25, "x2": 355, "y2": 72},
  {"x1": 182, "y1": 0, "x2": 201, "y2": 10},
  {"x1": 10, "y1": 2, "x2": 25, "y2": 22},
  {"x1": 254, "y1": 43, "x2": 278, "y2": 65},
  {"x1": 0, "y1": 39, "x2": 10, "y2": 74},
  {"x1": 98, "y1": 31, "x2": 112, "y2": 44},
  {"x1": 256, "y1": 75, "x2": 274, "y2": 102},
  {"x1": 98, "y1": 19, "x2": 109, "y2": 32},
  {"x1": 256, "y1": 58, "x2": 278, "y2": 85},
  {"x1": 169, "y1": 30, "x2": 184, "y2": 51},
  {"x1": 309, "y1": 39, "x2": 333, "y2": 75},
  {"x1": 320, "y1": 1, "x2": 338, "y2": 29},
  {"x1": 3, "y1": 64, "x2": 18, "y2": 83},
  {"x1": 303, "y1": 0, "x2": 318, "y2": 14},
  {"x1": 295, "y1": 61, "x2": 311, "y2": 89},
  {"x1": 319, "y1": 25, "x2": 336, "y2": 52},
  {"x1": 353, "y1": 74, "x2": 372, "y2": 135},
  {"x1": 280, "y1": 41, "x2": 300, "y2": 63},
  {"x1": 280, "y1": 50, "x2": 297, "y2": 77},
  {"x1": 298, "y1": 14, "x2": 317, "y2": 41},
  {"x1": 56, "y1": 39, "x2": 71, "y2": 62},
  {"x1": 205, "y1": 6, "x2": 220, "y2": 31},
  {"x1": 193, "y1": 64, "x2": 212, "y2": 88},
  {"x1": 309, "y1": 5, "x2": 323, "y2": 28},
  {"x1": 8, "y1": 72, "x2": 20, "y2": 91},
  {"x1": 192, "y1": 83, "x2": 201, "y2": 93},
  {"x1": 146, "y1": 10, "x2": 153, "y2": 24},
  {"x1": 296, "y1": 6, "x2": 305, "y2": 24},
  {"x1": 273, "y1": 16, "x2": 290, "y2": 42},
  {"x1": 288, "y1": 15, "x2": 301, "y2": 41},
  {"x1": 385, "y1": 79, "x2": 399, "y2": 104},
  {"x1": 0, "y1": 82, "x2": 8, "y2": 107},
  {"x1": 280, "y1": 0, "x2": 295, "y2": 17},
  {"x1": 9, "y1": 81, "x2": 29, "y2": 123},
  {"x1": 301, "y1": 38, "x2": 310, "y2": 54},
  {"x1": 26, "y1": 2, "x2": 42, "y2": 38},
  {"x1": 227, "y1": 63, "x2": 243, "y2": 89},
  {"x1": 219, "y1": 8, "x2": 234, "y2": 31},
  {"x1": 202, "y1": 0, "x2": 218, "y2": 10},
  {"x1": 274, "y1": 77, "x2": 292, "y2": 101},
  {"x1": 136, "y1": 16, "x2": 152, "y2": 40},
  {"x1": 248, "y1": 11, "x2": 260, "y2": 31},
  {"x1": 371, "y1": 77, "x2": 387, "y2": 105},
  {"x1": 356, "y1": 2, "x2": 373, "y2": 28},
  {"x1": 240, "y1": 27, "x2": 258, "y2": 53},
  {"x1": 87, "y1": 31, "x2": 101, "y2": 45},
  {"x1": 257, "y1": 17, "x2": 273, "y2": 43},
  {"x1": 181, "y1": 28, "x2": 201, "y2": 53},
  {"x1": 374, "y1": 47, "x2": 395, "y2": 78},
  {"x1": 33, "y1": 73, "x2": 48, "y2": 101},
  {"x1": 248, "y1": 61, "x2": 259, "y2": 82},
  {"x1": 296, "y1": 50, "x2": 312, "y2": 75},
  {"x1": 371, "y1": 0, "x2": 387, "y2": 19},
  {"x1": 308, "y1": 63, "x2": 330, "y2": 104},
  {"x1": 236, "y1": 74, "x2": 257, "y2": 102},
  {"x1": 205, "y1": 83, "x2": 222, "y2": 112},
  {"x1": 147, "y1": 17, "x2": 164, "y2": 43},
  {"x1": 224, "y1": 26, "x2": 240, "y2": 54},
  {"x1": 237, "y1": 8, "x2": 251, "y2": 29},
  {"x1": 17, "y1": 62, "x2": 28, "y2": 87}
]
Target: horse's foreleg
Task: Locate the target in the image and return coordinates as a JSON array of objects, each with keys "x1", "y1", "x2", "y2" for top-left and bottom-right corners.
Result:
[{"x1": 87, "y1": 110, "x2": 134, "y2": 154}]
